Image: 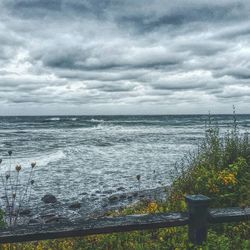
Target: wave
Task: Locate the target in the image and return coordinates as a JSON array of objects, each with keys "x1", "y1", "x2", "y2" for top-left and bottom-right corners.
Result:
[
  {"x1": 89, "y1": 118, "x2": 105, "y2": 123},
  {"x1": 35, "y1": 150, "x2": 66, "y2": 167},
  {"x1": 44, "y1": 117, "x2": 61, "y2": 122}
]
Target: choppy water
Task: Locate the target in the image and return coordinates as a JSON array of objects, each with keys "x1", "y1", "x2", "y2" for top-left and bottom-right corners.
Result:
[{"x1": 0, "y1": 115, "x2": 249, "y2": 210}]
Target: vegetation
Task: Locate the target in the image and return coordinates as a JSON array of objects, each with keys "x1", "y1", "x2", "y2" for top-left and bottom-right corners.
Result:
[
  {"x1": 0, "y1": 151, "x2": 37, "y2": 227},
  {"x1": 1, "y1": 115, "x2": 250, "y2": 249}
]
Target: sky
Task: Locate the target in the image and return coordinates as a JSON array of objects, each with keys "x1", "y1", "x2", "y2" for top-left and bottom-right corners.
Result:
[{"x1": 0, "y1": 0, "x2": 250, "y2": 115}]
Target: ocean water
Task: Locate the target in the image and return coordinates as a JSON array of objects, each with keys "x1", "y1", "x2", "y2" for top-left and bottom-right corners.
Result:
[{"x1": 0, "y1": 115, "x2": 249, "y2": 210}]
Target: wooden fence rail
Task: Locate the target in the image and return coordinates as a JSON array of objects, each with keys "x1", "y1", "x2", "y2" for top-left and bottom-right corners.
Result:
[{"x1": 0, "y1": 195, "x2": 249, "y2": 246}]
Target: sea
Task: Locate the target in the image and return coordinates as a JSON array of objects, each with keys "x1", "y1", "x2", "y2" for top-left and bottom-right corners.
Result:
[{"x1": 0, "y1": 115, "x2": 249, "y2": 217}]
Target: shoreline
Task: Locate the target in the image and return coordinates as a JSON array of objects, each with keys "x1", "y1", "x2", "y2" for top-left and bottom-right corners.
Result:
[{"x1": 16, "y1": 185, "x2": 170, "y2": 226}]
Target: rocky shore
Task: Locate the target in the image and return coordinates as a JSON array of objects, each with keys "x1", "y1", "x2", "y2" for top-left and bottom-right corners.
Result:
[{"x1": 18, "y1": 186, "x2": 170, "y2": 225}]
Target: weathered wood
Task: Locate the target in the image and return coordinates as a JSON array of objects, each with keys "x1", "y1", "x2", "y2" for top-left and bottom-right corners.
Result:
[
  {"x1": 209, "y1": 207, "x2": 250, "y2": 223},
  {"x1": 0, "y1": 212, "x2": 189, "y2": 244},
  {"x1": 186, "y1": 194, "x2": 211, "y2": 245},
  {"x1": 0, "y1": 194, "x2": 249, "y2": 246}
]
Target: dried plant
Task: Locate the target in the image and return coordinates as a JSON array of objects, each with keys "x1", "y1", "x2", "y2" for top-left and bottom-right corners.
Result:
[
  {"x1": 0, "y1": 151, "x2": 37, "y2": 227},
  {"x1": 136, "y1": 174, "x2": 141, "y2": 191}
]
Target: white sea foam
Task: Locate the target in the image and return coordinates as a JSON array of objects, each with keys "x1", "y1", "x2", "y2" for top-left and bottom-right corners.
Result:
[
  {"x1": 1, "y1": 115, "x2": 250, "y2": 212},
  {"x1": 46, "y1": 117, "x2": 60, "y2": 121},
  {"x1": 36, "y1": 150, "x2": 66, "y2": 167},
  {"x1": 90, "y1": 118, "x2": 105, "y2": 123}
]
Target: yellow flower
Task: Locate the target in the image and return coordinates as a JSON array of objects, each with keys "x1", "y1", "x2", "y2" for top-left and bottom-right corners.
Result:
[
  {"x1": 148, "y1": 201, "x2": 158, "y2": 213},
  {"x1": 218, "y1": 171, "x2": 237, "y2": 186}
]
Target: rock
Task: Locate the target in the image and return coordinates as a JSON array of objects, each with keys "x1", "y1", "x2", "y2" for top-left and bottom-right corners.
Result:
[
  {"x1": 40, "y1": 213, "x2": 56, "y2": 219},
  {"x1": 19, "y1": 209, "x2": 32, "y2": 216},
  {"x1": 41, "y1": 194, "x2": 57, "y2": 204},
  {"x1": 108, "y1": 195, "x2": 119, "y2": 203},
  {"x1": 80, "y1": 192, "x2": 88, "y2": 196},
  {"x1": 127, "y1": 196, "x2": 133, "y2": 200},
  {"x1": 69, "y1": 202, "x2": 81, "y2": 209},
  {"x1": 28, "y1": 218, "x2": 40, "y2": 224},
  {"x1": 45, "y1": 216, "x2": 69, "y2": 224},
  {"x1": 120, "y1": 194, "x2": 127, "y2": 200},
  {"x1": 44, "y1": 216, "x2": 60, "y2": 224}
]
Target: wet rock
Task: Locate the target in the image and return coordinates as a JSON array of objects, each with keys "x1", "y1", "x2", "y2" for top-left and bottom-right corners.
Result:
[
  {"x1": 127, "y1": 196, "x2": 133, "y2": 200},
  {"x1": 108, "y1": 195, "x2": 119, "y2": 203},
  {"x1": 44, "y1": 216, "x2": 61, "y2": 224},
  {"x1": 80, "y1": 192, "x2": 88, "y2": 196},
  {"x1": 120, "y1": 194, "x2": 127, "y2": 200},
  {"x1": 41, "y1": 194, "x2": 57, "y2": 204},
  {"x1": 69, "y1": 202, "x2": 81, "y2": 209},
  {"x1": 19, "y1": 209, "x2": 32, "y2": 216},
  {"x1": 28, "y1": 218, "x2": 40, "y2": 224},
  {"x1": 40, "y1": 213, "x2": 56, "y2": 219}
]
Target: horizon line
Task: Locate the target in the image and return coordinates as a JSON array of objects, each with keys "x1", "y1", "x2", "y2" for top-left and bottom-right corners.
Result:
[{"x1": 0, "y1": 113, "x2": 249, "y2": 117}]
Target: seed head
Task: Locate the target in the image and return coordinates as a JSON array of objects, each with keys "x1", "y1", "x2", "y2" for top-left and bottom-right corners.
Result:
[
  {"x1": 31, "y1": 162, "x2": 36, "y2": 168},
  {"x1": 8, "y1": 150, "x2": 12, "y2": 156},
  {"x1": 0, "y1": 159, "x2": 2, "y2": 164},
  {"x1": 136, "y1": 174, "x2": 141, "y2": 181},
  {"x1": 12, "y1": 193, "x2": 16, "y2": 199},
  {"x1": 16, "y1": 164, "x2": 21, "y2": 172},
  {"x1": 6, "y1": 174, "x2": 10, "y2": 180},
  {"x1": 31, "y1": 180, "x2": 35, "y2": 185}
]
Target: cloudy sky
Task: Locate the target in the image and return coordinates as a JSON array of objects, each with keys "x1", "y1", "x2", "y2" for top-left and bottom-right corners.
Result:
[{"x1": 0, "y1": 0, "x2": 250, "y2": 115}]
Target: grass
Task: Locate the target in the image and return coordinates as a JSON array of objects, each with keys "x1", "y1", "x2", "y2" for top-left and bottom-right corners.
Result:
[{"x1": 1, "y1": 115, "x2": 250, "y2": 249}]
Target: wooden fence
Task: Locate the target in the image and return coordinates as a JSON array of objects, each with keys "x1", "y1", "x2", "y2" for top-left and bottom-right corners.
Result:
[{"x1": 0, "y1": 194, "x2": 249, "y2": 246}]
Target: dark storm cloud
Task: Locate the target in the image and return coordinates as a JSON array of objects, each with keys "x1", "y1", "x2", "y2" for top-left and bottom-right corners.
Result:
[
  {"x1": 1, "y1": 0, "x2": 250, "y2": 114},
  {"x1": 116, "y1": 2, "x2": 244, "y2": 33},
  {"x1": 40, "y1": 46, "x2": 182, "y2": 71}
]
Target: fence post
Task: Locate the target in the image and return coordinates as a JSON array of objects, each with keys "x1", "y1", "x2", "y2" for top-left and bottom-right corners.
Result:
[{"x1": 185, "y1": 194, "x2": 210, "y2": 245}]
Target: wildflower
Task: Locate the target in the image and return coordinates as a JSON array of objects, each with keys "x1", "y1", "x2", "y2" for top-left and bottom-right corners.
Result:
[
  {"x1": 15, "y1": 164, "x2": 21, "y2": 172},
  {"x1": 218, "y1": 171, "x2": 237, "y2": 186},
  {"x1": 8, "y1": 150, "x2": 12, "y2": 156},
  {"x1": 148, "y1": 201, "x2": 158, "y2": 213},
  {"x1": 31, "y1": 162, "x2": 36, "y2": 168}
]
